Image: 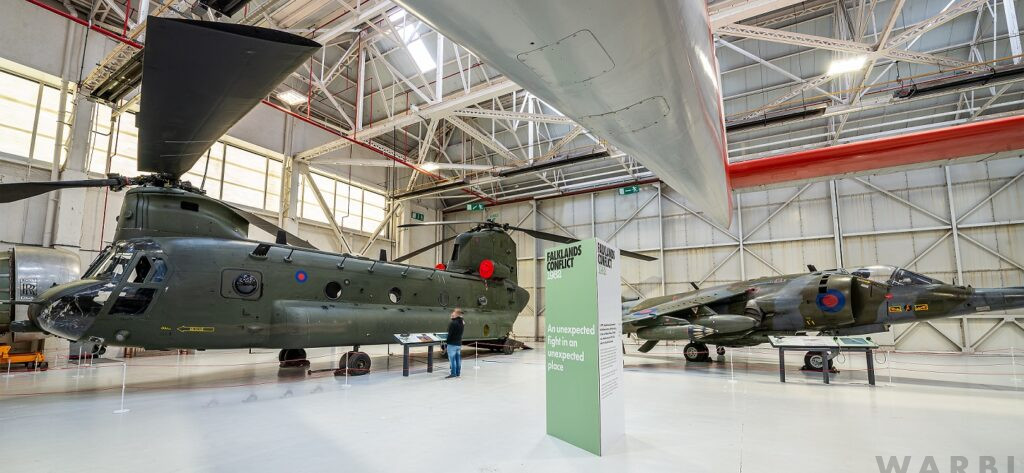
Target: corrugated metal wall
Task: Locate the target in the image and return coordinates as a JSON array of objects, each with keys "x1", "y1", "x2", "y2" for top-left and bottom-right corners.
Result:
[{"x1": 445, "y1": 153, "x2": 1024, "y2": 352}]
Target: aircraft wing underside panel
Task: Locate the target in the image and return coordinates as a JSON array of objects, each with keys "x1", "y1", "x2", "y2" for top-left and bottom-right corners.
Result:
[{"x1": 395, "y1": 0, "x2": 733, "y2": 225}]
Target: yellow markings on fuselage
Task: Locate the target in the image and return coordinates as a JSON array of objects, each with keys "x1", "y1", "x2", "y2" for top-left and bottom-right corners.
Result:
[
  {"x1": 914, "y1": 303, "x2": 929, "y2": 311},
  {"x1": 888, "y1": 305, "x2": 903, "y2": 313},
  {"x1": 176, "y1": 326, "x2": 215, "y2": 333}
]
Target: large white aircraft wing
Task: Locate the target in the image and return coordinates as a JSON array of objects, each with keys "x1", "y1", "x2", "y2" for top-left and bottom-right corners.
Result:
[{"x1": 394, "y1": 1, "x2": 733, "y2": 225}]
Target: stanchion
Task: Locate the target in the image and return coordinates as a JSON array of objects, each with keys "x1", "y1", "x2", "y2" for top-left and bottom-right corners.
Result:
[
  {"x1": 728, "y1": 348, "x2": 736, "y2": 383},
  {"x1": 474, "y1": 342, "x2": 480, "y2": 370},
  {"x1": 341, "y1": 352, "x2": 351, "y2": 389},
  {"x1": 888, "y1": 350, "x2": 894, "y2": 386},
  {"x1": 1012, "y1": 347, "x2": 1019, "y2": 389},
  {"x1": 113, "y1": 362, "x2": 130, "y2": 414}
]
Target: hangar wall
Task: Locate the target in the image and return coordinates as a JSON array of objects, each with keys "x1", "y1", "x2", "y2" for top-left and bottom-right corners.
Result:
[{"x1": 447, "y1": 153, "x2": 1024, "y2": 353}]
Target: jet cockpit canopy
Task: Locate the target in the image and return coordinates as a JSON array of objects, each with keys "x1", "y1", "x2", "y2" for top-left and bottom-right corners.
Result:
[{"x1": 850, "y1": 265, "x2": 945, "y2": 286}]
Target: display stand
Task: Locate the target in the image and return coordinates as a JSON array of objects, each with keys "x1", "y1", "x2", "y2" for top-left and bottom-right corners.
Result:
[
  {"x1": 769, "y1": 336, "x2": 878, "y2": 386},
  {"x1": 393, "y1": 333, "x2": 446, "y2": 377},
  {"x1": 544, "y1": 238, "x2": 624, "y2": 456}
]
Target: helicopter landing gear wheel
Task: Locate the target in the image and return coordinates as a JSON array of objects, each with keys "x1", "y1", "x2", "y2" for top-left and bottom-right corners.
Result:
[
  {"x1": 278, "y1": 348, "x2": 309, "y2": 368},
  {"x1": 683, "y1": 342, "x2": 711, "y2": 362},
  {"x1": 501, "y1": 338, "x2": 515, "y2": 355},
  {"x1": 339, "y1": 351, "x2": 371, "y2": 376},
  {"x1": 803, "y1": 351, "x2": 834, "y2": 371},
  {"x1": 716, "y1": 346, "x2": 726, "y2": 356}
]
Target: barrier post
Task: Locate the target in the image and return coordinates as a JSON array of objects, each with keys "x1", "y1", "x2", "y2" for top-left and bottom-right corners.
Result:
[{"x1": 113, "y1": 362, "x2": 130, "y2": 414}]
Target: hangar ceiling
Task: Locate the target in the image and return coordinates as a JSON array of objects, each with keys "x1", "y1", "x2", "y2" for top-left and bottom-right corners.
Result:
[{"x1": 39, "y1": 0, "x2": 1024, "y2": 210}]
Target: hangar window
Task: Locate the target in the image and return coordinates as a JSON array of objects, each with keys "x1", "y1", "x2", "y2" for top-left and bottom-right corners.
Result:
[{"x1": 325, "y1": 281, "x2": 343, "y2": 300}]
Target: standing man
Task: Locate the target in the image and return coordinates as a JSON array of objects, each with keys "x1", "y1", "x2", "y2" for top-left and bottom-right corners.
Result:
[{"x1": 445, "y1": 308, "x2": 465, "y2": 379}]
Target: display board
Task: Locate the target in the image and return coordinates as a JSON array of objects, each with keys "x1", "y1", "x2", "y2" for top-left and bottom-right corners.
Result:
[
  {"x1": 544, "y1": 238, "x2": 624, "y2": 456},
  {"x1": 393, "y1": 333, "x2": 445, "y2": 345}
]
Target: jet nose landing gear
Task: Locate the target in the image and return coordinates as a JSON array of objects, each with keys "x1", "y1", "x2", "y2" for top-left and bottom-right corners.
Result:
[
  {"x1": 683, "y1": 342, "x2": 712, "y2": 362},
  {"x1": 802, "y1": 350, "x2": 836, "y2": 372}
]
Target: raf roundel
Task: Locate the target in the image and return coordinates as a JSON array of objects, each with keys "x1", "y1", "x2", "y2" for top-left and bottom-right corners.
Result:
[
  {"x1": 815, "y1": 289, "x2": 846, "y2": 313},
  {"x1": 294, "y1": 270, "x2": 309, "y2": 283}
]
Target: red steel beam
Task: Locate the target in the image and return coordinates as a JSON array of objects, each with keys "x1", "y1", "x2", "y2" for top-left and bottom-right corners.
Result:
[{"x1": 728, "y1": 115, "x2": 1024, "y2": 188}]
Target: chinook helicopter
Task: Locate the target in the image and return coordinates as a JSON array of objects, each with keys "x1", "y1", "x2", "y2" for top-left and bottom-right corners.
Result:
[
  {"x1": 0, "y1": 16, "x2": 530, "y2": 374},
  {"x1": 624, "y1": 265, "x2": 1024, "y2": 370}
]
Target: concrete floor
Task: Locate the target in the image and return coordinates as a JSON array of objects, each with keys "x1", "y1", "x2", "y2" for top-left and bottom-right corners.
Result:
[{"x1": 1, "y1": 343, "x2": 1022, "y2": 473}]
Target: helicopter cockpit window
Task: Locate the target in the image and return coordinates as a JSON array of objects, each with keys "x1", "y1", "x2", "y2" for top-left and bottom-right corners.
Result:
[
  {"x1": 87, "y1": 244, "x2": 136, "y2": 281},
  {"x1": 129, "y1": 257, "x2": 152, "y2": 283},
  {"x1": 150, "y1": 258, "x2": 168, "y2": 283},
  {"x1": 109, "y1": 288, "x2": 157, "y2": 316},
  {"x1": 451, "y1": 244, "x2": 460, "y2": 263},
  {"x1": 891, "y1": 268, "x2": 944, "y2": 286}
]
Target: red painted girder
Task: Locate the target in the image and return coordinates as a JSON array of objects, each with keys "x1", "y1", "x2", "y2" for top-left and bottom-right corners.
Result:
[{"x1": 728, "y1": 115, "x2": 1024, "y2": 189}]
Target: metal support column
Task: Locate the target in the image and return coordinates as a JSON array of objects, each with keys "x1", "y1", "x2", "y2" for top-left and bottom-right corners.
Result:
[{"x1": 945, "y1": 166, "x2": 970, "y2": 352}]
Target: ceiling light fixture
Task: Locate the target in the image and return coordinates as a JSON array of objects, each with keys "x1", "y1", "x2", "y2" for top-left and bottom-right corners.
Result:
[
  {"x1": 421, "y1": 162, "x2": 440, "y2": 172},
  {"x1": 827, "y1": 56, "x2": 867, "y2": 76},
  {"x1": 276, "y1": 89, "x2": 306, "y2": 106}
]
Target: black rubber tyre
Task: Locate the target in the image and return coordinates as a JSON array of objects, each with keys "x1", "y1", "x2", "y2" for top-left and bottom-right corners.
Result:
[
  {"x1": 716, "y1": 346, "x2": 726, "y2": 356},
  {"x1": 502, "y1": 338, "x2": 515, "y2": 355},
  {"x1": 26, "y1": 362, "x2": 36, "y2": 370},
  {"x1": 683, "y1": 342, "x2": 709, "y2": 362},
  {"x1": 279, "y1": 349, "x2": 309, "y2": 367},
  {"x1": 804, "y1": 351, "x2": 834, "y2": 371},
  {"x1": 345, "y1": 352, "x2": 371, "y2": 376}
]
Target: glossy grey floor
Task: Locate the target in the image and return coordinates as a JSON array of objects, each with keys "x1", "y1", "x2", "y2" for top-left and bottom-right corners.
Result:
[{"x1": 1, "y1": 343, "x2": 1022, "y2": 473}]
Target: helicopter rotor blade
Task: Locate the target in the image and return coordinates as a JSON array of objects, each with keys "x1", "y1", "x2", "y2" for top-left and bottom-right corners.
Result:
[
  {"x1": 223, "y1": 203, "x2": 317, "y2": 250},
  {"x1": 398, "y1": 221, "x2": 493, "y2": 228},
  {"x1": 137, "y1": 17, "x2": 320, "y2": 178},
  {"x1": 506, "y1": 225, "x2": 657, "y2": 261},
  {"x1": 0, "y1": 178, "x2": 125, "y2": 203},
  {"x1": 393, "y1": 233, "x2": 460, "y2": 263}
]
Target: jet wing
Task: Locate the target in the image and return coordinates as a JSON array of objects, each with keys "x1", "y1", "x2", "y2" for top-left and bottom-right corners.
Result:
[
  {"x1": 623, "y1": 287, "x2": 748, "y2": 324},
  {"x1": 393, "y1": 1, "x2": 733, "y2": 226}
]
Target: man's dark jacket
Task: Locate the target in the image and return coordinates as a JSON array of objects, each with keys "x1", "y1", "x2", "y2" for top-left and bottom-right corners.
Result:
[{"x1": 447, "y1": 317, "x2": 465, "y2": 345}]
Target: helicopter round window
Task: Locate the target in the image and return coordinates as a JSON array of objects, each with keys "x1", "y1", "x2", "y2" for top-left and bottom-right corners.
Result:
[
  {"x1": 325, "y1": 281, "x2": 342, "y2": 300},
  {"x1": 439, "y1": 291, "x2": 450, "y2": 307},
  {"x1": 389, "y1": 287, "x2": 402, "y2": 303},
  {"x1": 233, "y1": 273, "x2": 259, "y2": 295},
  {"x1": 483, "y1": 324, "x2": 491, "y2": 337}
]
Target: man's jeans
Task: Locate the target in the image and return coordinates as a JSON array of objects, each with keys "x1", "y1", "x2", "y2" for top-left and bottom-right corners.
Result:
[{"x1": 447, "y1": 344, "x2": 462, "y2": 377}]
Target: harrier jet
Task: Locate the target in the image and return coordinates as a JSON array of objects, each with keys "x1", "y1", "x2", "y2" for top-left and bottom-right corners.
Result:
[{"x1": 623, "y1": 266, "x2": 1024, "y2": 369}]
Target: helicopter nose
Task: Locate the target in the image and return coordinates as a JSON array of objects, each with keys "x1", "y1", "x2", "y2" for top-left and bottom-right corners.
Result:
[{"x1": 29, "y1": 281, "x2": 110, "y2": 340}]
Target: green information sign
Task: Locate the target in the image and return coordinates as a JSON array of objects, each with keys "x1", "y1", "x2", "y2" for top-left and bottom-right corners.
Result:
[
  {"x1": 545, "y1": 238, "x2": 623, "y2": 455},
  {"x1": 410, "y1": 211, "x2": 425, "y2": 221},
  {"x1": 467, "y1": 203, "x2": 486, "y2": 211},
  {"x1": 618, "y1": 185, "x2": 640, "y2": 195}
]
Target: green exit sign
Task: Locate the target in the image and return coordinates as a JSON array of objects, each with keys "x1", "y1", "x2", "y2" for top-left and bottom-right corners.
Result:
[
  {"x1": 467, "y1": 203, "x2": 486, "y2": 211},
  {"x1": 618, "y1": 185, "x2": 641, "y2": 195},
  {"x1": 411, "y1": 211, "x2": 425, "y2": 221}
]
